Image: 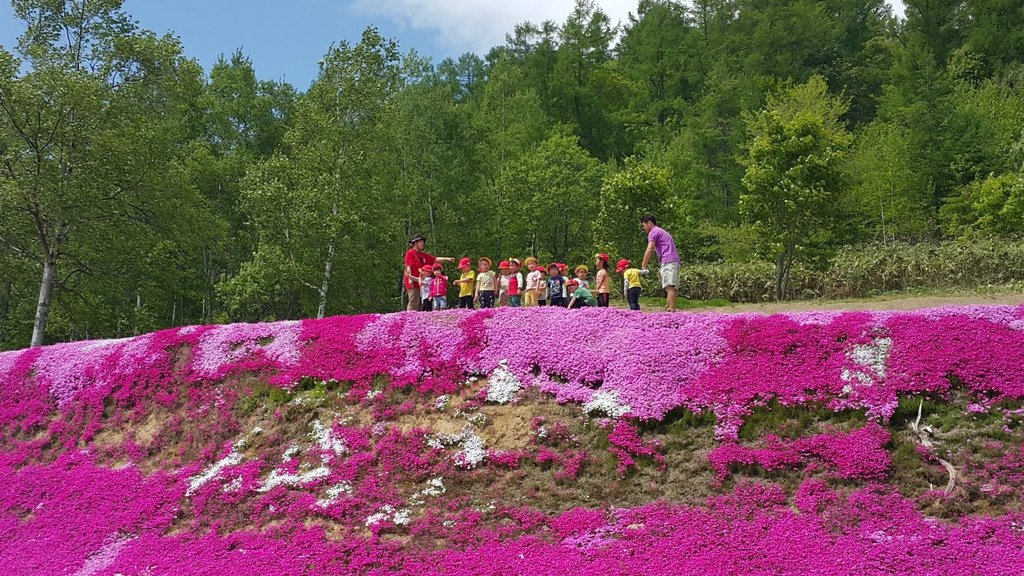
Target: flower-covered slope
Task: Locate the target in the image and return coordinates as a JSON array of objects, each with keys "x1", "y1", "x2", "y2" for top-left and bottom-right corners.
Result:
[{"x1": 2, "y1": 306, "x2": 1024, "y2": 575}]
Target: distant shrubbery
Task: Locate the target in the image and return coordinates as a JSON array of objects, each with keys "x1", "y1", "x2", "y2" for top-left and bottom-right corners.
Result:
[{"x1": 657, "y1": 238, "x2": 1024, "y2": 302}]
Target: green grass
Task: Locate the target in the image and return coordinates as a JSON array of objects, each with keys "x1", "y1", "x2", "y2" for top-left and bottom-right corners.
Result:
[{"x1": 610, "y1": 296, "x2": 733, "y2": 311}]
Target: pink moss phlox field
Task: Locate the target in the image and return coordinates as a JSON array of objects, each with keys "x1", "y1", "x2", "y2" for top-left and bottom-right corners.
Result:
[
  {"x1": 2, "y1": 305, "x2": 1024, "y2": 574},
  {"x1": 708, "y1": 423, "x2": 892, "y2": 482},
  {"x1": 3, "y1": 306, "x2": 1024, "y2": 438}
]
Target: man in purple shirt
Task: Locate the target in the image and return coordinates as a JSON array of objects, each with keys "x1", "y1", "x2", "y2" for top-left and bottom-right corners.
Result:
[{"x1": 640, "y1": 213, "x2": 680, "y2": 312}]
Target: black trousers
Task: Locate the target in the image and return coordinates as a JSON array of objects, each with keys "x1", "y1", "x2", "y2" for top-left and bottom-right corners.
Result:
[
  {"x1": 597, "y1": 293, "x2": 609, "y2": 307},
  {"x1": 479, "y1": 290, "x2": 496, "y2": 308},
  {"x1": 420, "y1": 298, "x2": 434, "y2": 312},
  {"x1": 459, "y1": 296, "x2": 474, "y2": 309},
  {"x1": 627, "y1": 287, "x2": 641, "y2": 310}
]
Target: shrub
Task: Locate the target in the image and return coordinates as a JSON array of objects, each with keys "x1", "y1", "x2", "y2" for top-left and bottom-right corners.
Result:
[{"x1": 661, "y1": 237, "x2": 1024, "y2": 302}]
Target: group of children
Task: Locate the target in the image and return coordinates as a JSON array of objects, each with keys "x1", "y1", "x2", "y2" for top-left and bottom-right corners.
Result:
[{"x1": 418, "y1": 253, "x2": 646, "y2": 312}]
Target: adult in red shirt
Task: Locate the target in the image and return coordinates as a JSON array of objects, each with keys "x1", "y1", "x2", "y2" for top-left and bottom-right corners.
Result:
[{"x1": 404, "y1": 234, "x2": 453, "y2": 311}]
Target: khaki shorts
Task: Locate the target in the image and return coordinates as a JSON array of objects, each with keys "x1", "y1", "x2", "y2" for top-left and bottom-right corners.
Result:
[
  {"x1": 660, "y1": 262, "x2": 680, "y2": 289},
  {"x1": 523, "y1": 289, "x2": 539, "y2": 307}
]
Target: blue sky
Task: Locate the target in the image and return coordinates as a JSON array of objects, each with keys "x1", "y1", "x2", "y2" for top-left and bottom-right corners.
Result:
[{"x1": 0, "y1": 0, "x2": 905, "y2": 90}]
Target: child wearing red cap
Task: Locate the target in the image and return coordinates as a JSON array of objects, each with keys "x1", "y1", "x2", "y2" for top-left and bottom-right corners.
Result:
[
  {"x1": 594, "y1": 253, "x2": 611, "y2": 307},
  {"x1": 508, "y1": 259, "x2": 523, "y2": 307},
  {"x1": 536, "y1": 265, "x2": 547, "y2": 306},
  {"x1": 430, "y1": 264, "x2": 449, "y2": 310},
  {"x1": 454, "y1": 257, "x2": 476, "y2": 309},
  {"x1": 497, "y1": 260, "x2": 511, "y2": 307},
  {"x1": 475, "y1": 257, "x2": 497, "y2": 308},
  {"x1": 418, "y1": 266, "x2": 434, "y2": 312},
  {"x1": 547, "y1": 263, "x2": 566, "y2": 308},
  {"x1": 617, "y1": 258, "x2": 642, "y2": 311},
  {"x1": 566, "y1": 279, "x2": 597, "y2": 309}
]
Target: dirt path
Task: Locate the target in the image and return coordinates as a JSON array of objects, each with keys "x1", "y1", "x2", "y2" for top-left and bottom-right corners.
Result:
[{"x1": 694, "y1": 292, "x2": 1024, "y2": 314}]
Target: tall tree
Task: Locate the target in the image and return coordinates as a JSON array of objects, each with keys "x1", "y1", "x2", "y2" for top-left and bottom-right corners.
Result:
[
  {"x1": 0, "y1": 0, "x2": 206, "y2": 346},
  {"x1": 495, "y1": 130, "x2": 605, "y2": 261},
  {"x1": 741, "y1": 76, "x2": 852, "y2": 300},
  {"x1": 223, "y1": 27, "x2": 402, "y2": 319}
]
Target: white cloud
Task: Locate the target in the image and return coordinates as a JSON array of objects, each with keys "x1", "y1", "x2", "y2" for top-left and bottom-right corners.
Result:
[
  {"x1": 352, "y1": 0, "x2": 907, "y2": 56},
  {"x1": 350, "y1": 0, "x2": 637, "y2": 54}
]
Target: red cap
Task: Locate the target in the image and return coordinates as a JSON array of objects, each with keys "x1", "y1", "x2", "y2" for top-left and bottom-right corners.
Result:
[
  {"x1": 547, "y1": 263, "x2": 559, "y2": 273},
  {"x1": 616, "y1": 259, "x2": 630, "y2": 273},
  {"x1": 499, "y1": 260, "x2": 510, "y2": 269},
  {"x1": 433, "y1": 263, "x2": 444, "y2": 272},
  {"x1": 566, "y1": 279, "x2": 579, "y2": 287},
  {"x1": 556, "y1": 263, "x2": 567, "y2": 272},
  {"x1": 595, "y1": 253, "x2": 610, "y2": 263},
  {"x1": 458, "y1": 257, "x2": 472, "y2": 269}
]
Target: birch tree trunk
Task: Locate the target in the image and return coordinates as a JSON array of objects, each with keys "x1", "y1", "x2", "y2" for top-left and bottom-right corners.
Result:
[
  {"x1": 317, "y1": 239, "x2": 335, "y2": 319},
  {"x1": 316, "y1": 204, "x2": 339, "y2": 319},
  {"x1": 31, "y1": 252, "x2": 57, "y2": 348}
]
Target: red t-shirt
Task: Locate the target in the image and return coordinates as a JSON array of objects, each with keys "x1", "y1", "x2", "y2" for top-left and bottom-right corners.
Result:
[{"x1": 404, "y1": 249, "x2": 436, "y2": 290}]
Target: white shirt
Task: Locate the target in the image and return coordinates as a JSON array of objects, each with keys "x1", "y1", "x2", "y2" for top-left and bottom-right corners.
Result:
[{"x1": 526, "y1": 270, "x2": 543, "y2": 290}]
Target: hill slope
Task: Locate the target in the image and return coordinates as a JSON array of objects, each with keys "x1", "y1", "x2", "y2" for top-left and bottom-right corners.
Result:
[{"x1": 3, "y1": 306, "x2": 1024, "y2": 575}]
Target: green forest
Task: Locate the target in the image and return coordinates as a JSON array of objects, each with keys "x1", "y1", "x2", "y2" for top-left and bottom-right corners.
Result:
[{"x1": 1, "y1": 0, "x2": 1023, "y2": 348}]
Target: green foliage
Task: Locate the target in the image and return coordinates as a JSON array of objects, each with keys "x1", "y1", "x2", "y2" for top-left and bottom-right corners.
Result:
[
  {"x1": 943, "y1": 173, "x2": 1024, "y2": 237},
  {"x1": 740, "y1": 401, "x2": 867, "y2": 442},
  {"x1": 227, "y1": 28, "x2": 403, "y2": 320},
  {"x1": 3, "y1": 0, "x2": 1024, "y2": 348},
  {"x1": 595, "y1": 159, "x2": 672, "y2": 258},
  {"x1": 847, "y1": 121, "x2": 932, "y2": 241},
  {"x1": 494, "y1": 130, "x2": 606, "y2": 262},
  {"x1": 675, "y1": 238, "x2": 1024, "y2": 302},
  {"x1": 740, "y1": 76, "x2": 852, "y2": 299}
]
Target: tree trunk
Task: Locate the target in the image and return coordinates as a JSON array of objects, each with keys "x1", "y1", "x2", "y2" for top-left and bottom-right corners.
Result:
[
  {"x1": 31, "y1": 253, "x2": 57, "y2": 347},
  {"x1": 317, "y1": 239, "x2": 335, "y2": 319},
  {"x1": 317, "y1": 204, "x2": 339, "y2": 319},
  {"x1": 773, "y1": 245, "x2": 795, "y2": 302},
  {"x1": 774, "y1": 253, "x2": 785, "y2": 302}
]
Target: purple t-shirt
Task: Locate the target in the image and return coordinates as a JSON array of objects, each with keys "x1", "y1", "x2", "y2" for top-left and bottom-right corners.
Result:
[{"x1": 648, "y1": 226, "x2": 680, "y2": 264}]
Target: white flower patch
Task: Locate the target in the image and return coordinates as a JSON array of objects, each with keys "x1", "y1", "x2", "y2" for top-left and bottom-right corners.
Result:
[
  {"x1": 366, "y1": 389, "x2": 382, "y2": 400},
  {"x1": 257, "y1": 465, "x2": 330, "y2": 493},
  {"x1": 841, "y1": 337, "x2": 892, "y2": 394},
  {"x1": 428, "y1": 427, "x2": 487, "y2": 469},
  {"x1": 410, "y1": 477, "x2": 446, "y2": 505},
  {"x1": 393, "y1": 508, "x2": 412, "y2": 526},
  {"x1": 311, "y1": 421, "x2": 347, "y2": 461},
  {"x1": 485, "y1": 360, "x2": 522, "y2": 404},
  {"x1": 435, "y1": 395, "x2": 451, "y2": 411},
  {"x1": 365, "y1": 504, "x2": 412, "y2": 528},
  {"x1": 455, "y1": 432, "x2": 486, "y2": 469},
  {"x1": 282, "y1": 445, "x2": 300, "y2": 462},
  {"x1": 315, "y1": 481, "x2": 353, "y2": 508},
  {"x1": 186, "y1": 440, "x2": 245, "y2": 496},
  {"x1": 583, "y1": 391, "x2": 631, "y2": 418}
]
